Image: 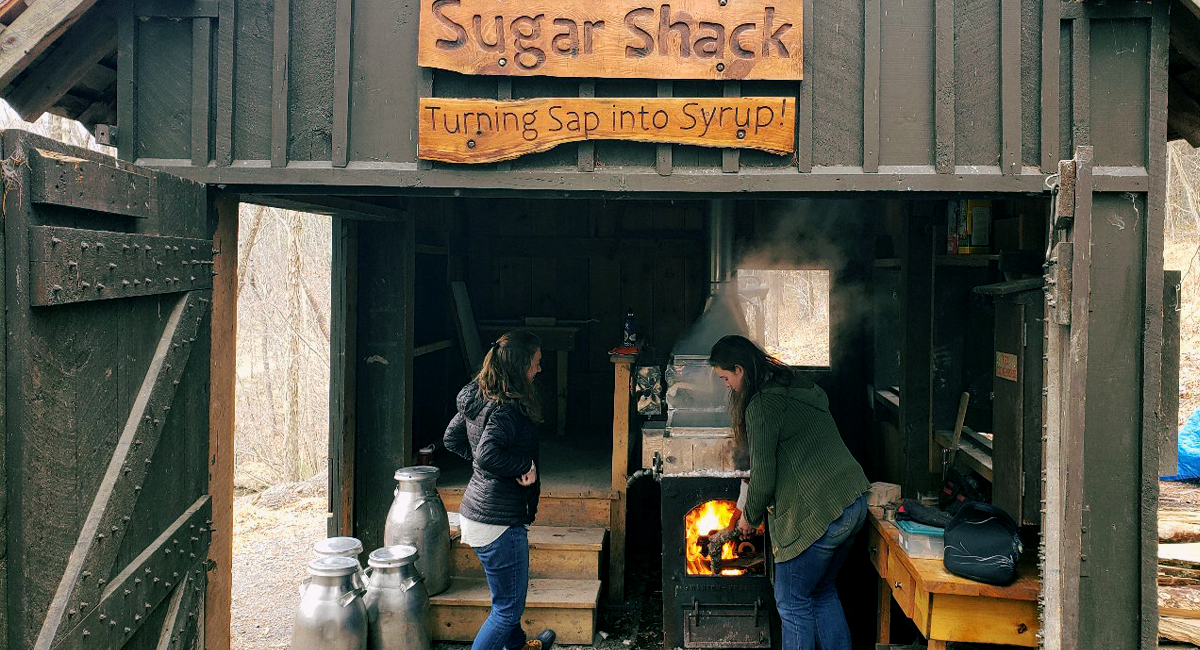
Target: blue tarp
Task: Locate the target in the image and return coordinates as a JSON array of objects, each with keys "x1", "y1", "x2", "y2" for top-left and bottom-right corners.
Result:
[{"x1": 1164, "y1": 407, "x2": 1200, "y2": 481}]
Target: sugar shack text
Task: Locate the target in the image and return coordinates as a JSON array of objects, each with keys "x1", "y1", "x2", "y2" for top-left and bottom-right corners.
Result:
[{"x1": 417, "y1": 0, "x2": 803, "y2": 81}]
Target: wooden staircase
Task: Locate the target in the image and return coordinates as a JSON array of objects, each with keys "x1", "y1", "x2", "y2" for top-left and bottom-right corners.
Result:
[{"x1": 429, "y1": 525, "x2": 606, "y2": 645}]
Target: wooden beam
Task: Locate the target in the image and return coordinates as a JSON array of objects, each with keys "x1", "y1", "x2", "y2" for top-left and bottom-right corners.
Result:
[
  {"x1": 1040, "y1": 0, "x2": 1062, "y2": 171},
  {"x1": 609, "y1": 353, "x2": 635, "y2": 604},
  {"x1": 252, "y1": 194, "x2": 402, "y2": 221},
  {"x1": 0, "y1": 0, "x2": 101, "y2": 90},
  {"x1": 1171, "y1": 6, "x2": 1200, "y2": 71},
  {"x1": 4, "y1": 8, "x2": 113, "y2": 121},
  {"x1": 205, "y1": 193, "x2": 237, "y2": 650},
  {"x1": 214, "y1": 0, "x2": 234, "y2": 166},
  {"x1": 0, "y1": 0, "x2": 28, "y2": 26},
  {"x1": 795, "y1": 0, "x2": 813, "y2": 173},
  {"x1": 75, "y1": 97, "x2": 115, "y2": 128},
  {"x1": 1176, "y1": 0, "x2": 1200, "y2": 25},
  {"x1": 270, "y1": 0, "x2": 289, "y2": 168},
  {"x1": 899, "y1": 203, "x2": 936, "y2": 495},
  {"x1": 191, "y1": 18, "x2": 212, "y2": 166},
  {"x1": 1169, "y1": 79, "x2": 1200, "y2": 147},
  {"x1": 134, "y1": 0, "x2": 218, "y2": 18},
  {"x1": 116, "y1": 9, "x2": 136, "y2": 160},
  {"x1": 933, "y1": 0, "x2": 954, "y2": 173},
  {"x1": 1072, "y1": 17, "x2": 1091, "y2": 149},
  {"x1": 864, "y1": 0, "x2": 881, "y2": 172},
  {"x1": 1000, "y1": 0, "x2": 1020, "y2": 173},
  {"x1": 329, "y1": 217, "x2": 358, "y2": 536},
  {"x1": 331, "y1": 0, "x2": 352, "y2": 168}
]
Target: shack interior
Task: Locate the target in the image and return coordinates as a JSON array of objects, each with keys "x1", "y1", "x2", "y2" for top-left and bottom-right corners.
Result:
[{"x1": 332, "y1": 192, "x2": 1055, "y2": 645}]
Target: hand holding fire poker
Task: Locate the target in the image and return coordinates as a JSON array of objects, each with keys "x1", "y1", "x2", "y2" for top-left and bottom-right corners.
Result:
[{"x1": 701, "y1": 508, "x2": 766, "y2": 574}]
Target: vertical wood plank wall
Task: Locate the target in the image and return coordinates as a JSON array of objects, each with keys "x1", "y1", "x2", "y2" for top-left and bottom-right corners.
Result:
[
  {"x1": 118, "y1": 0, "x2": 1181, "y2": 175},
  {"x1": 458, "y1": 198, "x2": 707, "y2": 438}
]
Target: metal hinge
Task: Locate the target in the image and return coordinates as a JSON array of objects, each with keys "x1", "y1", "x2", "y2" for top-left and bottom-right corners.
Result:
[
  {"x1": 1080, "y1": 505, "x2": 1091, "y2": 577},
  {"x1": 1054, "y1": 159, "x2": 1077, "y2": 230},
  {"x1": 1047, "y1": 242, "x2": 1073, "y2": 325}
]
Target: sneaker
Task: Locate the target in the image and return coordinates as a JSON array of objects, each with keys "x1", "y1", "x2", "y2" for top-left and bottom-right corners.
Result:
[{"x1": 514, "y1": 629, "x2": 556, "y2": 650}]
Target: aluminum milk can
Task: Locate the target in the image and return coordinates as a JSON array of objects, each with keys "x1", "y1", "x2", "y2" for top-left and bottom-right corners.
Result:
[
  {"x1": 384, "y1": 466, "x2": 451, "y2": 595},
  {"x1": 363, "y1": 545, "x2": 432, "y2": 650},
  {"x1": 292, "y1": 556, "x2": 368, "y2": 650},
  {"x1": 314, "y1": 536, "x2": 367, "y2": 590}
]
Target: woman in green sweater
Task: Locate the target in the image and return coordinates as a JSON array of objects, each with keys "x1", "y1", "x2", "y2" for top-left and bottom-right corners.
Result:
[{"x1": 709, "y1": 335, "x2": 870, "y2": 650}]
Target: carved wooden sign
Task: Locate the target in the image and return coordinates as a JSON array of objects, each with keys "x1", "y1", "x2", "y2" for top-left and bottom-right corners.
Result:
[
  {"x1": 418, "y1": 96, "x2": 795, "y2": 163},
  {"x1": 418, "y1": 0, "x2": 802, "y2": 80}
]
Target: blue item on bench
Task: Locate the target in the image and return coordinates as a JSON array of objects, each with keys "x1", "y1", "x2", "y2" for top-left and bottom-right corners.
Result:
[{"x1": 1163, "y1": 407, "x2": 1200, "y2": 481}]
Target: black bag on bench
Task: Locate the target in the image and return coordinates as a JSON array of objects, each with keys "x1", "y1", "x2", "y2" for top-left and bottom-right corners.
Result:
[{"x1": 942, "y1": 502, "x2": 1023, "y2": 585}]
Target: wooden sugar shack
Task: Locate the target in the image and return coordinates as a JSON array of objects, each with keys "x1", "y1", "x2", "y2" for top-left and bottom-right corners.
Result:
[{"x1": 0, "y1": 0, "x2": 1197, "y2": 648}]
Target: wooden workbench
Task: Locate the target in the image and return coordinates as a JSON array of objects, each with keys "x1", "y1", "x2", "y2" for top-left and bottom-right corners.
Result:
[{"x1": 866, "y1": 510, "x2": 1040, "y2": 649}]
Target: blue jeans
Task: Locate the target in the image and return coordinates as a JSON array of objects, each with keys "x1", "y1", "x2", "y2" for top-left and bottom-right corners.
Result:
[
  {"x1": 471, "y1": 526, "x2": 530, "y2": 650},
  {"x1": 773, "y1": 495, "x2": 867, "y2": 650}
]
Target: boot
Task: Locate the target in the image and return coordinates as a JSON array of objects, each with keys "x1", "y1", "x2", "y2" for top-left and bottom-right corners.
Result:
[{"x1": 514, "y1": 629, "x2": 555, "y2": 650}]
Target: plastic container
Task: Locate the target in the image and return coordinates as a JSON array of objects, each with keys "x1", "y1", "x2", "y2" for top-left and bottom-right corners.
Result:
[{"x1": 896, "y1": 519, "x2": 946, "y2": 560}]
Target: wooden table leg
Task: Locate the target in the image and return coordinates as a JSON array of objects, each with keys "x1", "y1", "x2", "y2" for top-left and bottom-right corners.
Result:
[
  {"x1": 557, "y1": 349, "x2": 568, "y2": 435},
  {"x1": 927, "y1": 640, "x2": 947, "y2": 650},
  {"x1": 877, "y1": 575, "x2": 892, "y2": 645}
]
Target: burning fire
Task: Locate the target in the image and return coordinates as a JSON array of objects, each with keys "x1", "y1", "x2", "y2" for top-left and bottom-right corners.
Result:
[{"x1": 685, "y1": 499, "x2": 745, "y2": 576}]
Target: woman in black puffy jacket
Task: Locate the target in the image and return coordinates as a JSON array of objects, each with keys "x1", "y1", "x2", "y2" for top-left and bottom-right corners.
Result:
[{"x1": 444, "y1": 330, "x2": 555, "y2": 650}]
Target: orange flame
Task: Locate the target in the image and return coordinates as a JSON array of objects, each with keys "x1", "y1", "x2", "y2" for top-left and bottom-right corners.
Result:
[{"x1": 684, "y1": 500, "x2": 745, "y2": 576}]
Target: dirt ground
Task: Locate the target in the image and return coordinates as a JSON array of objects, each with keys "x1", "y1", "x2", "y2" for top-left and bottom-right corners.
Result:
[{"x1": 231, "y1": 478, "x2": 664, "y2": 650}]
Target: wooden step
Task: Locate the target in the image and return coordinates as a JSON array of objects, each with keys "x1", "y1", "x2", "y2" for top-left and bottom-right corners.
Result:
[
  {"x1": 451, "y1": 526, "x2": 607, "y2": 580},
  {"x1": 440, "y1": 489, "x2": 616, "y2": 528},
  {"x1": 430, "y1": 577, "x2": 601, "y2": 645}
]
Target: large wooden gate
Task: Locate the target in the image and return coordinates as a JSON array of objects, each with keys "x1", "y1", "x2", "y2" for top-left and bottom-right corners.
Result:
[{"x1": 2, "y1": 131, "x2": 215, "y2": 650}]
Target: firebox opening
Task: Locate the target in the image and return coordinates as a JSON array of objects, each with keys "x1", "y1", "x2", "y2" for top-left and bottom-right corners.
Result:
[{"x1": 685, "y1": 499, "x2": 767, "y2": 577}]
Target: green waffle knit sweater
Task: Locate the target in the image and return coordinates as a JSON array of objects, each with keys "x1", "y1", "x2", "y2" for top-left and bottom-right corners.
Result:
[{"x1": 743, "y1": 378, "x2": 870, "y2": 563}]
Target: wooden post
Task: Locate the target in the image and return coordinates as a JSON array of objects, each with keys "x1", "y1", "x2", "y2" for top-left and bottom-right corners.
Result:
[
  {"x1": 329, "y1": 218, "x2": 359, "y2": 536},
  {"x1": 205, "y1": 192, "x2": 238, "y2": 650},
  {"x1": 899, "y1": 203, "x2": 936, "y2": 496},
  {"x1": 609, "y1": 352, "x2": 636, "y2": 603},
  {"x1": 877, "y1": 577, "x2": 892, "y2": 644}
]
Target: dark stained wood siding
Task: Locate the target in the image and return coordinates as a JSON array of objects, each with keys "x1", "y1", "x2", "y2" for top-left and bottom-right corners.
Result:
[
  {"x1": 233, "y1": 0, "x2": 273, "y2": 161},
  {"x1": 955, "y1": 0, "x2": 1002, "y2": 167},
  {"x1": 812, "y1": 0, "x2": 864, "y2": 167},
  {"x1": 1090, "y1": 19, "x2": 1151, "y2": 168},
  {"x1": 287, "y1": 0, "x2": 334, "y2": 162},
  {"x1": 112, "y1": 0, "x2": 1163, "y2": 191},
  {"x1": 136, "y1": 18, "x2": 194, "y2": 160},
  {"x1": 458, "y1": 198, "x2": 707, "y2": 434},
  {"x1": 879, "y1": 0, "x2": 935, "y2": 167}
]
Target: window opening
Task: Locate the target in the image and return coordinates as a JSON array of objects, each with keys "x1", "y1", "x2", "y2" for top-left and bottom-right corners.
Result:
[{"x1": 737, "y1": 269, "x2": 831, "y2": 367}]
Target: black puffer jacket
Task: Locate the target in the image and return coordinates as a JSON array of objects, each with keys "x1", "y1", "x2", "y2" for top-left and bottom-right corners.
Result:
[{"x1": 443, "y1": 381, "x2": 540, "y2": 526}]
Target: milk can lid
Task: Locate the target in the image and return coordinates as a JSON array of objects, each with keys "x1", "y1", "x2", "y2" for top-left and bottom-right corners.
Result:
[
  {"x1": 368, "y1": 544, "x2": 420, "y2": 568},
  {"x1": 313, "y1": 536, "x2": 363, "y2": 557},
  {"x1": 307, "y1": 556, "x2": 360, "y2": 577},
  {"x1": 394, "y1": 465, "x2": 441, "y2": 482}
]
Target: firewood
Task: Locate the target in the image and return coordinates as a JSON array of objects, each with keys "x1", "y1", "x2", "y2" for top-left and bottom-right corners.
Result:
[
  {"x1": 1160, "y1": 586, "x2": 1200, "y2": 619},
  {"x1": 1160, "y1": 616, "x2": 1200, "y2": 645},
  {"x1": 1160, "y1": 510, "x2": 1200, "y2": 543}
]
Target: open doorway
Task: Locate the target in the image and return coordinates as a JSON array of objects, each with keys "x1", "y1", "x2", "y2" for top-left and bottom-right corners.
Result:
[{"x1": 230, "y1": 203, "x2": 332, "y2": 650}]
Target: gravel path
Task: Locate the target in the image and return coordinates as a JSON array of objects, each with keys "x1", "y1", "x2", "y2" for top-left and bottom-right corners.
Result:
[{"x1": 231, "y1": 494, "x2": 326, "y2": 650}]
